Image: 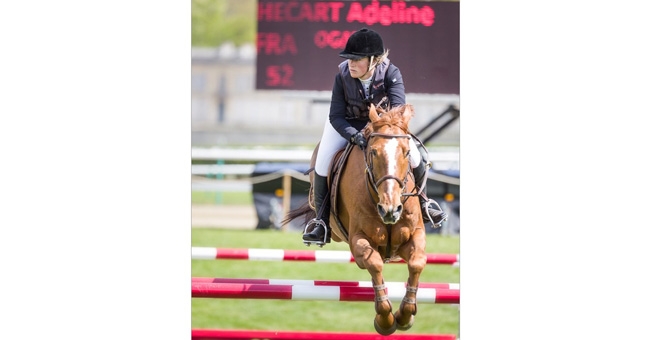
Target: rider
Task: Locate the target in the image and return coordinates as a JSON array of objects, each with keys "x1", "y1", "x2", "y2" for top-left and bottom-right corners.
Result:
[{"x1": 302, "y1": 28, "x2": 447, "y2": 245}]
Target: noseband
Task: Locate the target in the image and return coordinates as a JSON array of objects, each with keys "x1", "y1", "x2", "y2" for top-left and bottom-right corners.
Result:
[{"x1": 363, "y1": 132, "x2": 414, "y2": 205}]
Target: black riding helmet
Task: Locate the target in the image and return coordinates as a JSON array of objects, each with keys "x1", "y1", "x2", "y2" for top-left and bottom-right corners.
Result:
[{"x1": 339, "y1": 28, "x2": 384, "y2": 59}]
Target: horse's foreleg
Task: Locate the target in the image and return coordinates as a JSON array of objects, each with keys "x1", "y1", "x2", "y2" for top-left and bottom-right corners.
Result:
[
  {"x1": 352, "y1": 236, "x2": 396, "y2": 336},
  {"x1": 395, "y1": 233, "x2": 427, "y2": 331}
]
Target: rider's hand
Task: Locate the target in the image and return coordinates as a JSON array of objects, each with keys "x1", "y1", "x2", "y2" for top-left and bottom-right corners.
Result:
[{"x1": 351, "y1": 132, "x2": 367, "y2": 150}]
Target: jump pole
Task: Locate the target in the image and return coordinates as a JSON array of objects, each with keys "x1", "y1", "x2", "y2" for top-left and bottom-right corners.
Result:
[
  {"x1": 191, "y1": 282, "x2": 460, "y2": 304},
  {"x1": 192, "y1": 328, "x2": 456, "y2": 340},
  {"x1": 192, "y1": 277, "x2": 459, "y2": 290},
  {"x1": 191, "y1": 247, "x2": 459, "y2": 266}
]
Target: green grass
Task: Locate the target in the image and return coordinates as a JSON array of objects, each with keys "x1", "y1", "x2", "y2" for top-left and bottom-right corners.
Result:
[
  {"x1": 192, "y1": 191, "x2": 252, "y2": 205},
  {"x1": 192, "y1": 228, "x2": 459, "y2": 336}
]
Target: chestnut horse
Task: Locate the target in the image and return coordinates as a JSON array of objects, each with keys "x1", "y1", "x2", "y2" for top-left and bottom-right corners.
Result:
[{"x1": 283, "y1": 104, "x2": 427, "y2": 335}]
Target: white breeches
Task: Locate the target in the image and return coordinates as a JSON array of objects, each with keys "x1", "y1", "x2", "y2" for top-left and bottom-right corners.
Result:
[{"x1": 314, "y1": 119, "x2": 421, "y2": 177}]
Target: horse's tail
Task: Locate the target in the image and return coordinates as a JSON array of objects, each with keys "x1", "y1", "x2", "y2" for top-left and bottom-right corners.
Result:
[
  {"x1": 281, "y1": 201, "x2": 315, "y2": 229},
  {"x1": 281, "y1": 165, "x2": 316, "y2": 229}
]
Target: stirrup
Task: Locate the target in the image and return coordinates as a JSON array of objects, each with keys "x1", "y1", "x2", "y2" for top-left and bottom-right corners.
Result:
[
  {"x1": 302, "y1": 218, "x2": 329, "y2": 247},
  {"x1": 422, "y1": 199, "x2": 448, "y2": 229}
]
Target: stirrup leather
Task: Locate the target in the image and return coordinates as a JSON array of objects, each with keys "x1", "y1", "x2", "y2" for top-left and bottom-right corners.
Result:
[{"x1": 302, "y1": 218, "x2": 330, "y2": 247}]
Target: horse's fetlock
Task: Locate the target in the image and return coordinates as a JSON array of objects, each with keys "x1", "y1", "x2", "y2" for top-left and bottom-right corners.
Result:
[{"x1": 403, "y1": 302, "x2": 416, "y2": 315}]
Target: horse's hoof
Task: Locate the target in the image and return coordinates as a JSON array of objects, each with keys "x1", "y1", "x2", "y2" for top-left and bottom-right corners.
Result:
[
  {"x1": 374, "y1": 316, "x2": 397, "y2": 336},
  {"x1": 396, "y1": 315, "x2": 414, "y2": 331}
]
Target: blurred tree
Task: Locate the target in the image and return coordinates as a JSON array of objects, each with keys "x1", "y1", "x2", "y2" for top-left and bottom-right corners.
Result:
[{"x1": 192, "y1": 0, "x2": 256, "y2": 46}]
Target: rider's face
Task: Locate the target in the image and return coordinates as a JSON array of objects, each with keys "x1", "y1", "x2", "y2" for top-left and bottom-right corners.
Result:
[{"x1": 348, "y1": 57, "x2": 372, "y2": 80}]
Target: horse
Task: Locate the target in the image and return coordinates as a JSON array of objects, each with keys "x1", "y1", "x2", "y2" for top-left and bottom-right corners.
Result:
[{"x1": 283, "y1": 104, "x2": 428, "y2": 335}]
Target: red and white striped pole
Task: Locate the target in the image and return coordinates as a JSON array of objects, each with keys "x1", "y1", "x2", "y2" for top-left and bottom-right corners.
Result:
[
  {"x1": 192, "y1": 247, "x2": 459, "y2": 266},
  {"x1": 192, "y1": 277, "x2": 459, "y2": 290},
  {"x1": 192, "y1": 328, "x2": 456, "y2": 340},
  {"x1": 191, "y1": 282, "x2": 460, "y2": 304}
]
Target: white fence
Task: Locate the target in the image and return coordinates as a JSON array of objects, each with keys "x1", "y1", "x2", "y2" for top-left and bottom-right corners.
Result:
[
  {"x1": 192, "y1": 147, "x2": 459, "y2": 169},
  {"x1": 191, "y1": 147, "x2": 459, "y2": 192}
]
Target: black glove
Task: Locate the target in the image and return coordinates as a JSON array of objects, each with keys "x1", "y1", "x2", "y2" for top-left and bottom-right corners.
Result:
[{"x1": 351, "y1": 132, "x2": 367, "y2": 150}]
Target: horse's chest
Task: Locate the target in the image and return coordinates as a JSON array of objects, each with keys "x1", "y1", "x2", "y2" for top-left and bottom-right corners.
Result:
[
  {"x1": 373, "y1": 226, "x2": 412, "y2": 260},
  {"x1": 374, "y1": 226, "x2": 411, "y2": 244},
  {"x1": 376, "y1": 244, "x2": 403, "y2": 260}
]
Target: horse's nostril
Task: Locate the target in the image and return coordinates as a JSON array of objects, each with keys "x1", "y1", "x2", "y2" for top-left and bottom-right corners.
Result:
[
  {"x1": 391, "y1": 204, "x2": 403, "y2": 220},
  {"x1": 378, "y1": 204, "x2": 386, "y2": 217}
]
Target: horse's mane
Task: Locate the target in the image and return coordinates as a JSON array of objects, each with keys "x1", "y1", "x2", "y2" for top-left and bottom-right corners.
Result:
[{"x1": 365, "y1": 104, "x2": 414, "y2": 136}]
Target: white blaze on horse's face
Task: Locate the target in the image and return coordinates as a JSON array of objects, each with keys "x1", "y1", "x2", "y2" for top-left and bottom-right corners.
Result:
[
  {"x1": 371, "y1": 135, "x2": 408, "y2": 225},
  {"x1": 383, "y1": 138, "x2": 399, "y2": 195}
]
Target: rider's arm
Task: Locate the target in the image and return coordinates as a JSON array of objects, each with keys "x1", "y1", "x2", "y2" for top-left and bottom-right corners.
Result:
[
  {"x1": 386, "y1": 65, "x2": 406, "y2": 107},
  {"x1": 328, "y1": 73, "x2": 360, "y2": 142}
]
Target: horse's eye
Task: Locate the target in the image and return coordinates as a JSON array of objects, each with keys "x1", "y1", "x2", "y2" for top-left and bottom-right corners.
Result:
[{"x1": 371, "y1": 149, "x2": 377, "y2": 156}]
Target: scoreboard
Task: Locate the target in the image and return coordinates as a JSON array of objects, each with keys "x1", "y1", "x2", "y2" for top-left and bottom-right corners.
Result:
[{"x1": 256, "y1": 0, "x2": 459, "y2": 95}]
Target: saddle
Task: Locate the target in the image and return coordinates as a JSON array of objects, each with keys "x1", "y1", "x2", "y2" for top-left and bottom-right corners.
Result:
[{"x1": 327, "y1": 143, "x2": 356, "y2": 243}]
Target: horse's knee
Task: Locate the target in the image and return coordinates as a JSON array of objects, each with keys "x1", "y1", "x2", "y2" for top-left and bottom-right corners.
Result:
[
  {"x1": 366, "y1": 260, "x2": 384, "y2": 277},
  {"x1": 354, "y1": 260, "x2": 367, "y2": 269},
  {"x1": 354, "y1": 255, "x2": 382, "y2": 272},
  {"x1": 352, "y1": 241, "x2": 384, "y2": 273},
  {"x1": 407, "y1": 254, "x2": 427, "y2": 272}
]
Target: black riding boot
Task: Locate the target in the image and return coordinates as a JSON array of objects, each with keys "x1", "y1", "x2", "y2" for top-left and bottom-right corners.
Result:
[
  {"x1": 302, "y1": 172, "x2": 331, "y2": 245},
  {"x1": 412, "y1": 163, "x2": 448, "y2": 228}
]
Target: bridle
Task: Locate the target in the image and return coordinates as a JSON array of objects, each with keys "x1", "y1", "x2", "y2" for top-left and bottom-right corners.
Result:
[
  {"x1": 361, "y1": 121, "x2": 422, "y2": 260},
  {"x1": 363, "y1": 131, "x2": 416, "y2": 205}
]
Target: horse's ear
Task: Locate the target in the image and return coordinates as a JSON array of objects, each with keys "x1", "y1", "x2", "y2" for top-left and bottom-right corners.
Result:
[
  {"x1": 401, "y1": 104, "x2": 414, "y2": 125},
  {"x1": 369, "y1": 104, "x2": 380, "y2": 122}
]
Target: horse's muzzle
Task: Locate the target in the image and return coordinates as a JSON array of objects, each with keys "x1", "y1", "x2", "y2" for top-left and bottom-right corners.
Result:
[{"x1": 377, "y1": 203, "x2": 403, "y2": 224}]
